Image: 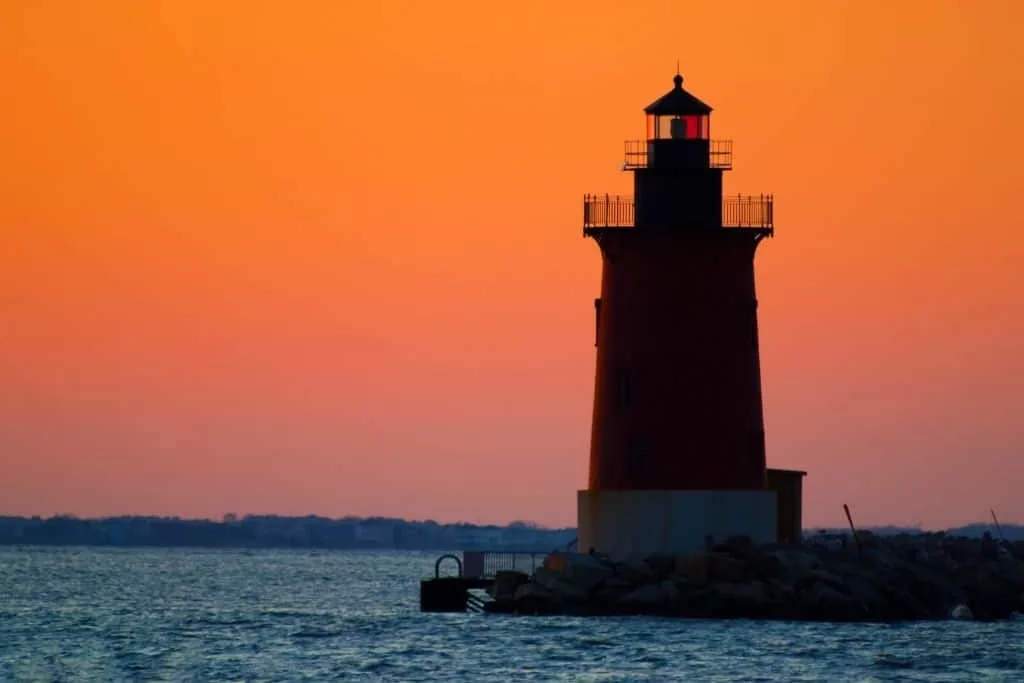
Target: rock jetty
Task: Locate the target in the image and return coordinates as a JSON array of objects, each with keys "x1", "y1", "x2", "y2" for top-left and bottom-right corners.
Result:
[{"x1": 484, "y1": 532, "x2": 1024, "y2": 622}]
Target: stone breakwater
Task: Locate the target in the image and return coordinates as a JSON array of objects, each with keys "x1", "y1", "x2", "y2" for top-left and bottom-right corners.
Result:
[{"x1": 483, "y1": 533, "x2": 1024, "y2": 622}]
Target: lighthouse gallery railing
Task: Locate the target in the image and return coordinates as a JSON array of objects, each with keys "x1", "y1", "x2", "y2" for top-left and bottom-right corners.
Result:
[
  {"x1": 582, "y1": 193, "x2": 774, "y2": 230},
  {"x1": 623, "y1": 139, "x2": 734, "y2": 170},
  {"x1": 582, "y1": 194, "x2": 635, "y2": 229}
]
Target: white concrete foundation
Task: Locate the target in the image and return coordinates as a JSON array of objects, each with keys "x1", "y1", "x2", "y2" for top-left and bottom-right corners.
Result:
[{"x1": 577, "y1": 489, "x2": 777, "y2": 560}]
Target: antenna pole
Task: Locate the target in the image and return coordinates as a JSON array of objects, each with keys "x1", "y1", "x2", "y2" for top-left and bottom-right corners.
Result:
[
  {"x1": 991, "y1": 508, "x2": 1005, "y2": 542},
  {"x1": 843, "y1": 504, "x2": 862, "y2": 558}
]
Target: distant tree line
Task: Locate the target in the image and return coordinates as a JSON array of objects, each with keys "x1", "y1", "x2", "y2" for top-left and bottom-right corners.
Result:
[
  {"x1": 0, "y1": 515, "x2": 577, "y2": 551},
  {"x1": 0, "y1": 515, "x2": 1018, "y2": 550}
]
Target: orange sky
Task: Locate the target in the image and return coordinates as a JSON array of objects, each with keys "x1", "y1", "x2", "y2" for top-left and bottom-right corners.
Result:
[{"x1": 2, "y1": 0, "x2": 1022, "y2": 529}]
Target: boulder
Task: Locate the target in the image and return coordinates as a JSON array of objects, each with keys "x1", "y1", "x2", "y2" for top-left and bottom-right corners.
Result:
[
  {"x1": 997, "y1": 558, "x2": 1024, "y2": 584},
  {"x1": 799, "y1": 581, "x2": 866, "y2": 621},
  {"x1": 616, "y1": 559, "x2": 657, "y2": 584},
  {"x1": 950, "y1": 604, "x2": 973, "y2": 620},
  {"x1": 775, "y1": 548, "x2": 822, "y2": 575},
  {"x1": 549, "y1": 580, "x2": 588, "y2": 603},
  {"x1": 645, "y1": 555, "x2": 678, "y2": 581},
  {"x1": 681, "y1": 580, "x2": 781, "y2": 619},
  {"x1": 490, "y1": 570, "x2": 530, "y2": 601},
  {"x1": 541, "y1": 552, "x2": 614, "y2": 592},
  {"x1": 708, "y1": 553, "x2": 747, "y2": 583},
  {"x1": 619, "y1": 579, "x2": 680, "y2": 606},
  {"x1": 713, "y1": 580, "x2": 771, "y2": 604},
  {"x1": 531, "y1": 567, "x2": 561, "y2": 590},
  {"x1": 675, "y1": 553, "x2": 711, "y2": 583},
  {"x1": 532, "y1": 566, "x2": 596, "y2": 603},
  {"x1": 748, "y1": 551, "x2": 785, "y2": 581},
  {"x1": 712, "y1": 535, "x2": 757, "y2": 560},
  {"x1": 843, "y1": 578, "x2": 890, "y2": 619},
  {"x1": 513, "y1": 582, "x2": 551, "y2": 601},
  {"x1": 592, "y1": 575, "x2": 635, "y2": 603},
  {"x1": 802, "y1": 568, "x2": 849, "y2": 593}
]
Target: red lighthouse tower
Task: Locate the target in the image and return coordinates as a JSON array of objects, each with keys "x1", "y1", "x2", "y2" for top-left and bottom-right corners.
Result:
[{"x1": 578, "y1": 73, "x2": 781, "y2": 557}]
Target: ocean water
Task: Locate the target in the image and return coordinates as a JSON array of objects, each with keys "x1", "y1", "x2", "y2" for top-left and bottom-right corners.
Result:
[{"x1": 1, "y1": 548, "x2": 1023, "y2": 682}]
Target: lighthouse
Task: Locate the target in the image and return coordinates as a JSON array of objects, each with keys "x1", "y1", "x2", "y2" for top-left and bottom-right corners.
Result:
[{"x1": 577, "y1": 73, "x2": 800, "y2": 558}]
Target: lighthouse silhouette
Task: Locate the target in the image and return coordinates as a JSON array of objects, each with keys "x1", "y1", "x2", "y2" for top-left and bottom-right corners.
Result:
[{"x1": 577, "y1": 72, "x2": 804, "y2": 558}]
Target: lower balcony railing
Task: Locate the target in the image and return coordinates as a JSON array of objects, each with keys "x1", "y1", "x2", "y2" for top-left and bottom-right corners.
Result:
[
  {"x1": 582, "y1": 193, "x2": 774, "y2": 231},
  {"x1": 722, "y1": 193, "x2": 774, "y2": 230},
  {"x1": 582, "y1": 194, "x2": 635, "y2": 229}
]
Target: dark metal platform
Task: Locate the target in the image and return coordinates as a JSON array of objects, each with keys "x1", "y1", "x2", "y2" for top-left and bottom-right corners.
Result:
[{"x1": 419, "y1": 550, "x2": 551, "y2": 613}]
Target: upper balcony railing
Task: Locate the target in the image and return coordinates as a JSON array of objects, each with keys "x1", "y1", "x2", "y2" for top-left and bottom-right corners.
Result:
[
  {"x1": 582, "y1": 193, "x2": 774, "y2": 231},
  {"x1": 623, "y1": 139, "x2": 733, "y2": 170}
]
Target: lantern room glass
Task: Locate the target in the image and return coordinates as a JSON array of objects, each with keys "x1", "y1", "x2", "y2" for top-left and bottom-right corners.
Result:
[{"x1": 646, "y1": 114, "x2": 710, "y2": 141}]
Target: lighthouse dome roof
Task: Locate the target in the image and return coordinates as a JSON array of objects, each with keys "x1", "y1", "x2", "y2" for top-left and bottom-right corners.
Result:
[{"x1": 643, "y1": 73, "x2": 713, "y2": 116}]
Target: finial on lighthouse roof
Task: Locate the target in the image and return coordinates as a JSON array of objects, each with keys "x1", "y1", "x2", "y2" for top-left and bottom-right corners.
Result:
[{"x1": 643, "y1": 68, "x2": 712, "y2": 115}]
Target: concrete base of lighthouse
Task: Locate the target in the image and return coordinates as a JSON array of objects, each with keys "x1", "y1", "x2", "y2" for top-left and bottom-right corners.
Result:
[{"x1": 577, "y1": 489, "x2": 777, "y2": 560}]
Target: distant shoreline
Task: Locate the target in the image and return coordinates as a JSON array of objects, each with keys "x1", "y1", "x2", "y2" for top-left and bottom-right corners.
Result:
[
  {"x1": 0, "y1": 515, "x2": 1018, "y2": 550},
  {"x1": 0, "y1": 515, "x2": 575, "y2": 551}
]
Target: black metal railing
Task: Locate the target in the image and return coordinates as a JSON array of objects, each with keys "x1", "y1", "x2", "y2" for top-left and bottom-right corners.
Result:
[
  {"x1": 723, "y1": 193, "x2": 774, "y2": 230},
  {"x1": 623, "y1": 141, "x2": 647, "y2": 169},
  {"x1": 622, "y1": 139, "x2": 733, "y2": 170},
  {"x1": 582, "y1": 193, "x2": 774, "y2": 231},
  {"x1": 711, "y1": 140, "x2": 734, "y2": 170},
  {"x1": 462, "y1": 550, "x2": 542, "y2": 578},
  {"x1": 583, "y1": 194, "x2": 634, "y2": 228}
]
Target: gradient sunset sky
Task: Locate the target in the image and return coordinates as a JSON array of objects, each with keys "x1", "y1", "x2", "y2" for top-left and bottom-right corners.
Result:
[{"x1": 2, "y1": 1, "x2": 1022, "y2": 529}]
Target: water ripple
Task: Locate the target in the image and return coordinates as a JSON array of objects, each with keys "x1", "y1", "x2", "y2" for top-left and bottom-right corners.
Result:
[{"x1": 2, "y1": 547, "x2": 1024, "y2": 681}]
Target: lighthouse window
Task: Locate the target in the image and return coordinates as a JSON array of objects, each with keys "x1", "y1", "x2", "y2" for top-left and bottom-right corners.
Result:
[{"x1": 650, "y1": 114, "x2": 709, "y2": 140}]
